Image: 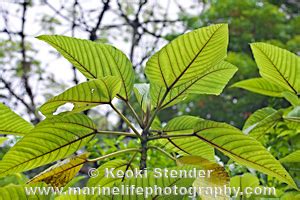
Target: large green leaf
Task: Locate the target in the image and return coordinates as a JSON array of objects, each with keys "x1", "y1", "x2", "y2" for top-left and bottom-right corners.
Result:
[
  {"x1": 145, "y1": 24, "x2": 228, "y2": 89},
  {"x1": 0, "y1": 103, "x2": 33, "y2": 136},
  {"x1": 0, "y1": 114, "x2": 96, "y2": 177},
  {"x1": 40, "y1": 76, "x2": 121, "y2": 116},
  {"x1": 160, "y1": 116, "x2": 215, "y2": 162},
  {"x1": 250, "y1": 43, "x2": 300, "y2": 93},
  {"x1": 232, "y1": 78, "x2": 286, "y2": 97},
  {"x1": 87, "y1": 159, "x2": 137, "y2": 187},
  {"x1": 193, "y1": 120, "x2": 297, "y2": 189},
  {"x1": 280, "y1": 150, "x2": 300, "y2": 163},
  {"x1": 37, "y1": 35, "x2": 135, "y2": 100},
  {"x1": 151, "y1": 61, "x2": 237, "y2": 109},
  {"x1": 243, "y1": 107, "x2": 282, "y2": 139},
  {"x1": 28, "y1": 153, "x2": 89, "y2": 187}
]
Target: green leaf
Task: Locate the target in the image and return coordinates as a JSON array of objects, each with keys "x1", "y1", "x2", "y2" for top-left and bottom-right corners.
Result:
[
  {"x1": 0, "y1": 114, "x2": 97, "y2": 177},
  {"x1": 39, "y1": 76, "x2": 122, "y2": 116},
  {"x1": 250, "y1": 43, "x2": 300, "y2": 94},
  {"x1": 280, "y1": 150, "x2": 300, "y2": 163},
  {"x1": 177, "y1": 156, "x2": 229, "y2": 200},
  {"x1": 87, "y1": 159, "x2": 137, "y2": 187},
  {"x1": 0, "y1": 183, "x2": 50, "y2": 200},
  {"x1": 0, "y1": 137, "x2": 8, "y2": 145},
  {"x1": 282, "y1": 91, "x2": 300, "y2": 107},
  {"x1": 37, "y1": 35, "x2": 135, "y2": 100},
  {"x1": 193, "y1": 120, "x2": 297, "y2": 189},
  {"x1": 133, "y1": 83, "x2": 151, "y2": 112},
  {"x1": 0, "y1": 103, "x2": 33, "y2": 135},
  {"x1": 28, "y1": 153, "x2": 89, "y2": 187},
  {"x1": 230, "y1": 173, "x2": 260, "y2": 199},
  {"x1": 109, "y1": 166, "x2": 195, "y2": 199},
  {"x1": 232, "y1": 78, "x2": 286, "y2": 97},
  {"x1": 160, "y1": 116, "x2": 215, "y2": 162},
  {"x1": 145, "y1": 24, "x2": 228, "y2": 89},
  {"x1": 55, "y1": 194, "x2": 86, "y2": 200},
  {"x1": 243, "y1": 107, "x2": 282, "y2": 139},
  {"x1": 285, "y1": 106, "x2": 300, "y2": 122},
  {"x1": 151, "y1": 61, "x2": 237, "y2": 109}
]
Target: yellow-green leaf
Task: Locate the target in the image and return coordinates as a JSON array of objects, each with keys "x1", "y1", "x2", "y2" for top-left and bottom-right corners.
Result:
[
  {"x1": 0, "y1": 103, "x2": 33, "y2": 136},
  {"x1": 160, "y1": 116, "x2": 215, "y2": 162},
  {"x1": 250, "y1": 43, "x2": 300, "y2": 93},
  {"x1": 178, "y1": 156, "x2": 229, "y2": 200},
  {"x1": 280, "y1": 150, "x2": 300, "y2": 163},
  {"x1": 37, "y1": 35, "x2": 135, "y2": 100},
  {"x1": 232, "y1": 78, "x2": 286, "y2": 97},
  {"x1": 39, "y1": 76, "x2": 122, "y2": 116},
  {"x1": 193, "y1": 120, "x2": 297, "y2": 189},
  {"x1": 145, "y1": 24, "x2": 228, "y2": 89},
  {"x1": 87, "y1": 159, "x2": 137, "y2": 187},
  {"x1": 28, "y1": 153, "x2": 89, "y2": 187},
  {"x1": 151, "y1": 61, "x2": 237, "y2": 109},
  {"x1": 0, "y1": 114, "x2": 96, "y2": 177},
  {"x1": 0, "y1": 183, "x2": 49, "y2": 200}
]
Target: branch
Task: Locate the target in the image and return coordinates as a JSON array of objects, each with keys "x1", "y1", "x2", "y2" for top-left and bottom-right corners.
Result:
[
  {"x1": 89, "y1": 0, "x2": 110, "y2": 41},
  {"x1": 96, "y1": 130, "x2": 137, "y2": 137},
  {"x1": 87, "y1": 148, "x2": 141, "y2": 162},
  {"x1": 148, "y1": 146, "x2": 176, "y2": 161},
  {"x1": 110, "y1": 103, "x2": 142, "y2": 140},
  {"x1": 148, "y1": 133, "x2": 195, "y2": 141}
]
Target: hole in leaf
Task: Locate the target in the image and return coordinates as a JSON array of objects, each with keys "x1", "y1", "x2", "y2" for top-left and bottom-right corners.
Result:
[{"x1": 53, "y1": 103, "x2": 74, "y2": 115}]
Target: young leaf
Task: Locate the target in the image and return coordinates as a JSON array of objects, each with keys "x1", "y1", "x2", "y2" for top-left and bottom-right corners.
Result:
[
  {"x1": 0, "y1": 103, "x2": 33, "y2": 136},
  {"x1": 151, "y1": 61, "x2": 237, "y2": 109},
  {"x1": 39, "y1": 76, "x2": 122, "y2": 116},
  {"x1": 28, "y1": 153, "x2": 89, "y2": 187},
  {"x1": 160, "y1": 116, "x2": 215, "y2": 162},
  {"x1": 250, "y1": 43, "x2": 300, "y2": 94},
  {"x1": 133, "y1": 83, "x2": 151, "y2": 112},
  {"x1": 87, "y1": 159, "x2": 137, "y2": 187},
  {"x1": 0, "y1": 114, "x2": 97, "y2": 177},
  {"x1": 243, "y1": 107, "x2": 282, "y2": 139},
  {"x1": 37, "y1": 35, "x2": 135, "y2": 100},
  {"x1": 145, "y1": 24, "x2": 228, "y2": 89},
  {"x1": 177, "y1": 156, "x2": 229, "y2": 200},
  {"x1": 280, "y1": 150, "x2": 300, "y2": 163},
  {"x1": 193, "y1": 120, "x2": 297, "y2": 189},
  {"x1": 232, "y1": 78, "x2": 286, "y2": 97}
]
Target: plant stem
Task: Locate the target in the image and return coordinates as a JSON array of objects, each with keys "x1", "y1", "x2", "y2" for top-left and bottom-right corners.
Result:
[
  {"x1": 148, "y1": 133, "x2": 195, "y2": 141},
  {"x1": 110, "y1": 103, "x2": 142, "y2": 140},
  {"x1": 87, "y1": 148, "x2": 141, "y2": 162},
  {"x1": 148, "y1": 146, "x2": 177, "y2": 161},
  {"x1": 140, "y1": 130, "x2": 148, "y2": 170},
  {"x1": 117, "y1": 94, "x2": 144, "y2": 128},
  {"x1": 96, "y1": 130, "x2": 137, "y2": 137}
]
